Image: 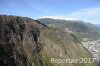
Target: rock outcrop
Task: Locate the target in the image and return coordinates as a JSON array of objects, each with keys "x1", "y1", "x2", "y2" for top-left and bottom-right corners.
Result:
[
  {"x1": 0, "y1": 15, "x2": 98, "y2": 66},
  {"x1": 0, "y1": 15, "x2": 47, "y2": 66}
]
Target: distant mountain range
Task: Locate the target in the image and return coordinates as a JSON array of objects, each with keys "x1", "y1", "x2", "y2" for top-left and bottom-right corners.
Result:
[
  {"x1": 40, "y1": 16, "x2": 80, "y2": 21},
  {"x1": 38, "y1": 18, "x2": 100, "y2": 41}
]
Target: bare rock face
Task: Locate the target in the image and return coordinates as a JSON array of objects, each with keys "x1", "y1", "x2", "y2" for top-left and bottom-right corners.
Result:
[
  {"x1": 0, "y1": 15, "x2": 98, "y2": 66},
  {"x1": 0, "y1": 15, "x2": 46, "y2": 66}
]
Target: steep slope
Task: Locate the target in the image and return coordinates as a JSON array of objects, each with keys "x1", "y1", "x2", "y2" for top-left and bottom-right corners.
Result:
[
  {"x1": 0, "y1": 15, "x2": 47, "y2": 66},
  {"x1": 38, "y1": 18, "x2": 100, "y2": 41},
  {"x1": 0, "y1": 15, "x2": 97, "y2": 66},
  {"x1": 38, "y1": 18, "x2": 100, "y2": 62}
]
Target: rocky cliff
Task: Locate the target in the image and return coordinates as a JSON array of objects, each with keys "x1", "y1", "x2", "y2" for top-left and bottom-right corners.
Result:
[{"x1": 0, "y1": 15, "x2": 98, "y2": 66}]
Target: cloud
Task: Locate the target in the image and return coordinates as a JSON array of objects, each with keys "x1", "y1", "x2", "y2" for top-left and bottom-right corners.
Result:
[
  {"x1": 39, "y1": 7, "x2": 100, "y2": 24},
  {"x1": 39, "y1": 16, "x2": 79, "y2": 20},
  {"x1": 68, "y1": 7, "x2": 100, "y2": 17},
  {"x1": 66, "y1": 7, "x2": 100, "y2": 24}
]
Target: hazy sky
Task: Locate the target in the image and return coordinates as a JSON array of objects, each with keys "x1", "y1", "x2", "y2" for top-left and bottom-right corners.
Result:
[{"x1": 0, "y1": 0, "x2": 100, "y2": 24}]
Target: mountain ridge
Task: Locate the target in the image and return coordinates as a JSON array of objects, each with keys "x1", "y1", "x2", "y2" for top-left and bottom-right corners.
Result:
[
  {"x1": 38, "y1": 18, "x2": 100, "y2": 40},
  {"x1": 39, "y1": 16, "x2": 80, "y2": 21},
  {"x1": 0, "y1": 15, "x2": 98, "y2": 66}
]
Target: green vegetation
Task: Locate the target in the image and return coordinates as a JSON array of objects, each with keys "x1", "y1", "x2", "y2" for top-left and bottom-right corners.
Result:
[
  {"x1": 40, "y1": 28, "x2": 98, "y2": 66},
  {"x1": 38, "y1": 18, "x2": 100, "y2": 41},
  {"x1": 0, "y1": 15, "x2": 98, "y2": 66}
]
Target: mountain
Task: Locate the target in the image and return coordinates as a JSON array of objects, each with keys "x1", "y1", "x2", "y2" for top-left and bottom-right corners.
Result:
[
  {"x1": 38, "y1": 18, "x2": 100, "y2": 63},
  {"x1": 0, "y1": 15, "x2": 98, "y2": 66},
  {"x1": 38, "y1": 18, "x2": 100, "y2": 41},
  {"x1": 40, "y1": 16, "x2": 79, "y2": 21}
]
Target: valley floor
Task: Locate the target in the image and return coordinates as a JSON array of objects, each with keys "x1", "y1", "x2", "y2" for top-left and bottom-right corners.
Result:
[{"x1": 82, "y1": 39, "x2": 100, "y2": 62}]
